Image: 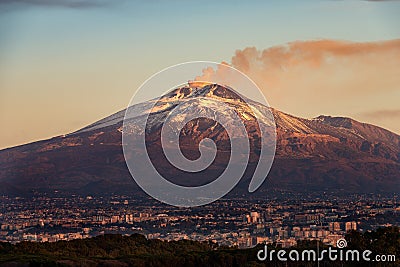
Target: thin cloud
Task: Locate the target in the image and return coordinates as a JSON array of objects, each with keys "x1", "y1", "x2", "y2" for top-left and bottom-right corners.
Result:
[
  {"x1": 357, "y1": 109, "x2": 400, "y2": 134},
  {"x1": 0, "y1": 0, "x2": 117, "y2": 9},
  {"x1": 360, "y1": 109, "x2": 400, "y2": 119}
]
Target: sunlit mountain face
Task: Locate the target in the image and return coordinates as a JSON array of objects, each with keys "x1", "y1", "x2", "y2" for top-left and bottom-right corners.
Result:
[{"x1": 0, "y1": 83, "x2": 399, "y2": 197}]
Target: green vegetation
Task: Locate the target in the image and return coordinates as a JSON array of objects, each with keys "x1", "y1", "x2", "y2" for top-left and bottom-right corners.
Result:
[{"x1": 0, "y1": 227, "x2": 398, "y2": 267}]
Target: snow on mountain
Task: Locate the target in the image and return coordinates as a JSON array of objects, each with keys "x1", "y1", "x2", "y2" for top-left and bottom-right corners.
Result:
[{"x1": 0, "y1": 83, "x2": 398, "y2": 195}]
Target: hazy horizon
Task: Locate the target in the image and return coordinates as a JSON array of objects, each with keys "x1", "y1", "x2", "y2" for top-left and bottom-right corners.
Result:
[{"x1": 1, "y1": 0, "x2": 399, "y2": 149}]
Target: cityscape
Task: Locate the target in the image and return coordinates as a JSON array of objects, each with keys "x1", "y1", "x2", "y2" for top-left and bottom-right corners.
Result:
[
  {"x1": 0, "y1": 1, "x2": 399, "y2": 265},
  {"x1": 1, "y1": 192, "x2": 398, "y2": 248}
]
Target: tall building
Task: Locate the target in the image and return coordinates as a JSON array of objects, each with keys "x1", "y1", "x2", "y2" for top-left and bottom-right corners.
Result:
[
  {"x1": 345, "y1": 221, "x2": 357, "y2": 232},
  {"x1": 250, "y1": 212, "x2": 260, "y2": 223},
  {"x1": 125, "y1": 214, "x2": 134, "y2": 224}
]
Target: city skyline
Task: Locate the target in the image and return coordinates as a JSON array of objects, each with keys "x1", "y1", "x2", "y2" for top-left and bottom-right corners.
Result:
[{"x1": 1, "y1": 192, "x2": 397, "y2": 248}]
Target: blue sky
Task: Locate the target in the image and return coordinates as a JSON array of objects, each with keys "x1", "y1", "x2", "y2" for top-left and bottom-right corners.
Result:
[{"x1": 1, "y1": 1, "x2": 399, "y2": 66}]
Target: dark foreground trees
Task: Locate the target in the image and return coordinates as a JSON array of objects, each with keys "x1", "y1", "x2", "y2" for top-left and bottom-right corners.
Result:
[{"x1": 0, "y1": 227, "x2": 398, "y2": 267}]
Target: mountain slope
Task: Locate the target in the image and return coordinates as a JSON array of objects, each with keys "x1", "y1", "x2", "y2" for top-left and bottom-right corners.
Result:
[{"x1": 0, "y1": 83, "x2": 398, "y2": 196}]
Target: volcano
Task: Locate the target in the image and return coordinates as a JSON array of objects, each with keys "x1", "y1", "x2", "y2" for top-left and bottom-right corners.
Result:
[{"x1": 0, "y1": 83, "x2": 399, "y2": 197}]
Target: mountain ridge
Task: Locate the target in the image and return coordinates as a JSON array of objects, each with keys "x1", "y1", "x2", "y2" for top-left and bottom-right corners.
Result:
[{"x1": 0, "y1": 83, "x2": 398, "y2": 196}]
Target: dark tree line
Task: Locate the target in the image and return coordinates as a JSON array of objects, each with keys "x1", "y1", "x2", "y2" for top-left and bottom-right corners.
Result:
[{"x1": 0, "y1": 227, "x2": 398, "y2": 267}]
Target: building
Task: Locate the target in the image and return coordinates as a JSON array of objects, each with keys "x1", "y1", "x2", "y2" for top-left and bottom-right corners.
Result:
[
  {"x1": 329, "y1": 222, "x2": 341, "y2": 232},
  {"x1": 250, "y1": 212, "x2": 260, "y2": 223},
  {"x1": 345, "y1": 221, "x2": 357, "y2": 232}
]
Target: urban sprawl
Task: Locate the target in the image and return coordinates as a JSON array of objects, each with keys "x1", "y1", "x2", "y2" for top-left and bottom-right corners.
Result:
[{"x1": 1, "y1": 192, "x2": 398, "y2": 248}]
